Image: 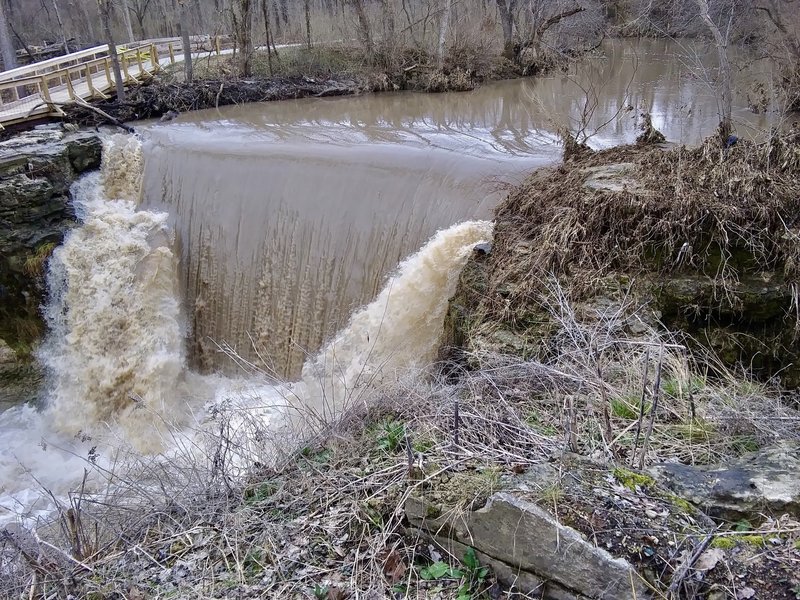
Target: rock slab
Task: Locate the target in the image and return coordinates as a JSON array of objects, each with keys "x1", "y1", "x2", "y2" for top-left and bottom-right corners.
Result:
[
  {"x1": 406, "y1": 491, "x2": 650, "y2": 599},
  {"x1": 651, "y1": 443, "x2": 800, "y2": 521},
  {"x1": 0, "y1": 126, "x2": 102, "y2": 352}
]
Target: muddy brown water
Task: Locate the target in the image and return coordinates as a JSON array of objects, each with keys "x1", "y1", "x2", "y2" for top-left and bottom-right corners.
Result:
[{"x1": 138, "y1": 38, "x2": 777, "y2": 379}]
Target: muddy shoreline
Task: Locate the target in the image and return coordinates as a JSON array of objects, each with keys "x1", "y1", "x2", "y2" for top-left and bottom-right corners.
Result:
[{"x1": 64, "y1": 75, "x2": 376, "y2": 127}]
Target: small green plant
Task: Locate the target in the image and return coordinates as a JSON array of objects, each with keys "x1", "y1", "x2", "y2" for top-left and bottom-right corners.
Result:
[
  {"x1": 312, "y1": 584, "x2": 329, "y2": 599},
  {"x1": 458, "y1": 547, "x2": 490, "y2": 599},
  {"x1": 662, "y1": 375, "x2": 705, "y2": 399},
  {"x1": 243, "y1": 547, "x2": 266, "y2": 576},
  {"x1": 711, "y1": 536, "x2": 737, "y2": 550},
  {"x1": 23, "y1": 242, "x2": 56, "y2": 276},
  {"x1": 672, "y1": 419, "x2": 716, "y2": 443},
  {"x1": 611, "y1": 396, "x2": 650, "y2": 420},
  {"x1": 612, "y1": 467, "x2": 655, "y2": 491},
  {"x1": 537, "y1": 482, "x2": 564, "y2": 506},
  {"x1": 412, "y1": 436, "x2": 435, "y2": 453},
  {"x1": 244, "y1": 482, "x2": 276, "y2": 503},
  {"x1": 730, "y1": 435, "x2": 760, "y2": 454},
  {"x1": 525, "y1": 411, "x2": 558, "y2": 435},
  {"x1": 300, "y1": 446, "x2": 332, "y2": 465},
  {"x1": 376, "y1": 420, "x2": 405, "y2": 453},
  {"x1": 419, "y1": 547, "x2": 490, "y2": 599},
  {"x1": 420, "y1": 560, "x2": 462, "y2": 581}
]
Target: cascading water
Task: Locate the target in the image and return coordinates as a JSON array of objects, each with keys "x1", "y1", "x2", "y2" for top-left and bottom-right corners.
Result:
[
  {"x1": 41, "y1": 136, "x2": 187, "y2": 451},
  {"x1": 0, "y1": 134, "x2": 493, "y2": 526}
]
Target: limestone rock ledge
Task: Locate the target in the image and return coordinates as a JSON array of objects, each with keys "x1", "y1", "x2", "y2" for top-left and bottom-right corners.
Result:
[
  {"x1": 650, "y1": 443, "x2": 800, "y2": 521},
  {"x1": 0, "y1": 126, "x2": 102, "y2": 356},
  {"x1": 406, "y1": 490, "x2": 650, "y2": 600}
]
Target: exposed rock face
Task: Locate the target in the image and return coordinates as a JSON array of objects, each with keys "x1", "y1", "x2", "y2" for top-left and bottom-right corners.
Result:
[
  {"x1": 444, "y1": 141, "x2": 800, "y2": 386},
  {"x1": 0, "y1": 126, "x2": 102, "y2": 355},
  {"x1": 651, "y1": 443, "x2": 800, "y2": 521},
  {"x1": 406, "y1": 481, "x2": 650, "y2": 599}
]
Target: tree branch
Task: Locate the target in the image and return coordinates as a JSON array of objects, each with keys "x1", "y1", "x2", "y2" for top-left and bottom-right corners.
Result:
[
  {"x1": 538, "y1": 6, "x2": 586, "y2": 35},
  {"x1": 754, "y1": 5, "x2": 787, "y2": 34}
]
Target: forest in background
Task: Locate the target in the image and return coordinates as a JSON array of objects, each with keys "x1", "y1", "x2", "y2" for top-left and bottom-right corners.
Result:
[{"x1": 0, "y1": 0, "x2": 797, "y2": 69}]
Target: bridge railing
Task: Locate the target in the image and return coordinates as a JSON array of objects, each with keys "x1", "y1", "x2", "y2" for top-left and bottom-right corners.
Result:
[{"x1": 0, "y1": 44, "x2": 161, "y2": 120}]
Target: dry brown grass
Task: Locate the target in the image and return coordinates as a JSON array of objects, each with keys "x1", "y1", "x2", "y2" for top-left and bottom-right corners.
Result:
[
  {"x1": 3, "y1": 283, "x2": 798, "y2": 598},
  {"x1": 491, "y1": 132, "x2": 800, "y2": 308}
]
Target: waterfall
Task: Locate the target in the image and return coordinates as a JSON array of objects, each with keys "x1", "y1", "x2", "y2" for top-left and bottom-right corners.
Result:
[
  {"x1": 0, "y1": 132, "x2": 493, "y2": 525},
  {"x1": 41, "y1": 136, "x2": 186, "y2": 452},
  {"x1": 298, "y1": 220, "x2": 493, "y2": 421}
]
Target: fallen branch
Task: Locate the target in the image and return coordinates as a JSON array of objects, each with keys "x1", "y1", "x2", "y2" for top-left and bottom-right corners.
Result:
[{"x1": 27, "y1": 97, "x2": 135, "y2": 134}]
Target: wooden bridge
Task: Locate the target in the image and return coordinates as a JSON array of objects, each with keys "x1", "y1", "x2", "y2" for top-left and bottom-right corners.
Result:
[{"x1": 0, "y1": 37, "x2": 221, "y2": 130}]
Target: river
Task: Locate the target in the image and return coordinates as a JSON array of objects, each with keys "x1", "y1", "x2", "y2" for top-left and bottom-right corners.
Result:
[{"x1": 0, "y1": 39, "x2": 778, "y2": 525}]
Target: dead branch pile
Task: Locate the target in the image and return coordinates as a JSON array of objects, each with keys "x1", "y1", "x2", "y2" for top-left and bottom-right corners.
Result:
[
  {"x1": 492, "y1": 132, "x2": 800, "y2": 305},
  {"x1": 63, "y1": 76, "x2": 371, "y2": 126}
]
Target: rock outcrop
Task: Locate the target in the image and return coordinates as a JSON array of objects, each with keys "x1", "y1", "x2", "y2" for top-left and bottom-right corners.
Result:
[
  {"x1": 406, "y1": 489, "x2": 650, "y2": 600},
  {"x1": 0, "y1": 126, "x2": 101, "y2": 359},
  {"x1": 651, "y1": 443, "x2": 800, "y2": 521}
]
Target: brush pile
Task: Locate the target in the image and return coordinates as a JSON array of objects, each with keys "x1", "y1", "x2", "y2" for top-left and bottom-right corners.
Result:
[{"x1": 464, "y1": 131, "x2": 800, "y2": 383}]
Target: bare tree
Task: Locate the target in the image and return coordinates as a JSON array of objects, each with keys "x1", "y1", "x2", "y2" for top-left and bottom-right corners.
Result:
[
  {"x1": 179, "y1": 0, "x2": 192, "y2": 82},
  {"x1": 303, "y1": 0, "x2": 311, "y2": 49},
  {"x1": 0, "y1": 0, "x2": 16, "y2": 69},
  {"x1": 437, "y1": 0, "x2": 452, "y2": 66},
  {"x1": 99, "y1": 0, "x2": 126, "y2": 101},
  {"x1": 755, "y1": 0, "x2": 800, "y2": 110},
  {"x1": 129, "y1": 0, "x2": 154, "y2": 37},
  {"x1": 496, "y1": 0, "x2": 588, "y2": 61},
  {"x1": 261, "y1": 0, "x2": 279, "y2": 74},
  {"x1": 694, "y1": 0, "x2": 733, "y2": 144},
  {"x1": 349, "y1": 0, "x2": 373, "y2": 57},
  {"x1": 231, "y1": 0, "x2": 254, "y2": 76},
  {"x1": 119, "y1": 0, "x2": 136, "y2": 42},
  {"x1": 495, "y1": 0, "x2": 517, "y2": 59},
  {"x1": 51, "y1": 0, "x2": 70, "y2": 54}
]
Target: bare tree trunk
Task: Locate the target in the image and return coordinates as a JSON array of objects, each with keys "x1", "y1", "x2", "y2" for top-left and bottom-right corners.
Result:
[
  {"x1": 695, "y1": 0, "x2": 732, "y2": 144},
  {"x1": 379, "y1": 0, "x2": 395, "y2": 60},
  {"x1": 51, "y1": 0, "x2": 71, "y2": 54},
  {"x1": 99, "y1": 0, "x2": 126, "y2": 101},
  {"x1": 120, "y1": 0, "x2": 136, "y2": 42},
  {"x1": 495, "y1": 0, "x2": 516, "y2": 60},
  {"x1": 70, "y1": 0, "x2": 96, "y2": 43},
  {"x1": 8, "y1": 19, "x2": 34, "y2": 62},
  {"x1": 232, "y1": 0, "x2": 253, "y2": 76},
  {"x1": 349, "y1": 0, "x2": 373, "y2": 57},
  {"x1": 381, "y1": 0, "x2": 394, "y2": 40},
  {"x1": 261, "y1": 0, "x2": 274, "y2": 74},
  {"x1": 304, "y1": 0, "x2": 311, "y2": 49},
  {"x1": 179, "y1": 0, "x2": 192, "y2": 81},
  {"x1": 0, "y1": 0, "x2": 16, "y2": 70},
  {"x1": 436, "y1": 0, "x2": 451, "y2": 66},
  {"x1": 271, "y1": 0, "x2": 282, "y2": 39}
]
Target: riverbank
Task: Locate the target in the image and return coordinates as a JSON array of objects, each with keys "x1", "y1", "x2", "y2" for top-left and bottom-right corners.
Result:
[
  {"x1": 60, "y1": 43, "x2": 541, "y2": 129},
  {"x1": 4, "y1": 133, "x2": 800, "y2": 599}
]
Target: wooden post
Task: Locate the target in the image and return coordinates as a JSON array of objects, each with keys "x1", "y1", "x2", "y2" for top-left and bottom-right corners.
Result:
[
  {"x1": 39, "y1": 76, "x2": 53, "y2": 104},
  {"x1": 215, "y1": 35, "x2": 221, "y2": 55},
  {"x1": 104, "y1": 57, "x2": 113, "y2": 88},
  {"x1": 121, "y1": 52, "x2": 131, "y2": 82},
  {"x1": 151, "y1": 44, "x2": 160, "y2": 72},
  {"x1": 86, "y1": 64, "x2": 96, "y2": 97},
  {"x1": 136, "y1": 48, "x2": 144, "y2": 74},
  {"x1": 66, "y1": 70, "x2": 77, "y2": 100},
  {"x1": 168, "y1": 42, "x2": 175, "y2": 65}
]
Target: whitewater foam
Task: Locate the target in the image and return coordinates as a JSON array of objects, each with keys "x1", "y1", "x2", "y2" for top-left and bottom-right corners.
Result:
[
  {"x1": 298, "y1": 220, "x2": 493, "y2": 421},
  {"x1": 0, "y1": 132, "x2": 494, "y2": 527}
]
